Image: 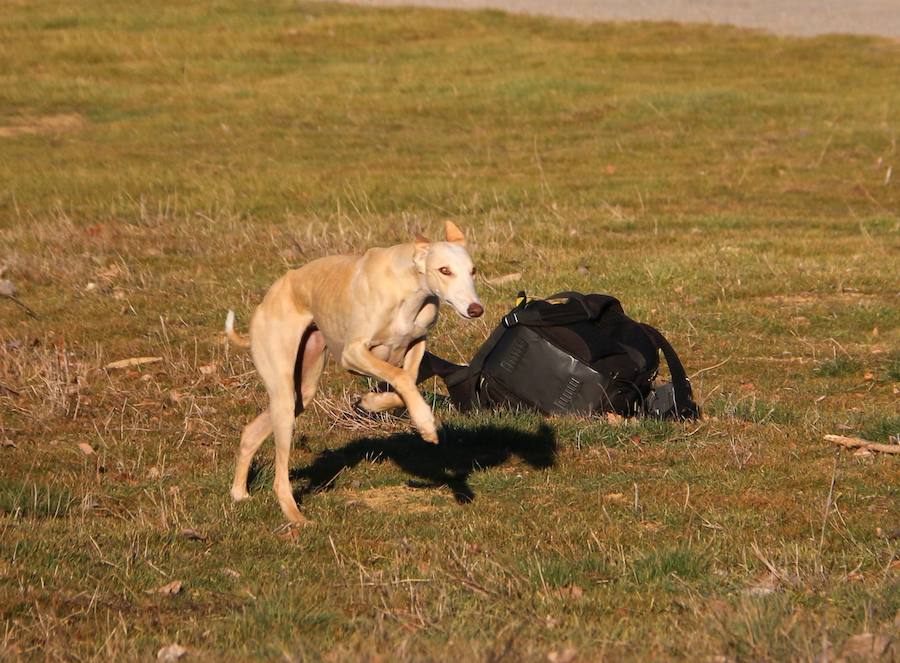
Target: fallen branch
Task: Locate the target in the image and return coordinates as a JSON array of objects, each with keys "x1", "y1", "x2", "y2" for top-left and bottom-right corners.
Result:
[
  {"x1": 6, "y1": 296, "x2": 39, "y2": 319},
  {"x1": 482, "y1": 272, "x2": 522, "y2": 287},
  {"x1": 104, "y1": 356, "x2": 162, "y2": 370},
  {"x1": 0, "y1": 279, "x2": 38, "y2": 319},
  {"x1": 825, "y1": 434, "x2": 900, "y2": 455}
]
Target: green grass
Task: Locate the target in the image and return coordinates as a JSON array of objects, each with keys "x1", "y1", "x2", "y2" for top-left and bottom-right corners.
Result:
[
  {"x1": 1, "y1": 0, "x2": 899, "y2": 660},
  {"x1": 814, "y1": 355, "x2": 862, "y2": 377}
]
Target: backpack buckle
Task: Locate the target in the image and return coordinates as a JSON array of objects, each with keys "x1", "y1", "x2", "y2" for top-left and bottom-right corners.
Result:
[{"x1": 502, "y1": 312, "x2": 519, "y2": 328}]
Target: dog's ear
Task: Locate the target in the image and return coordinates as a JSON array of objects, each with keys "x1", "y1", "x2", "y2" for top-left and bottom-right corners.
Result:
[
  {"x1": 413, "y1": 235, "x2": 429, "y2": 274},
  {"x1": 414, "y1": 233, "x2": 430, "y2": 244},
  {"x1": 444, "y1": 220, "x2": 466, "y2": 246}
]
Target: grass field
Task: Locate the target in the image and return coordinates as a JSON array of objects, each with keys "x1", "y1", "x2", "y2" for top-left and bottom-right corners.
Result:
[{"x1": 1, "y1": 0, "x2": 899, "y2": 660}]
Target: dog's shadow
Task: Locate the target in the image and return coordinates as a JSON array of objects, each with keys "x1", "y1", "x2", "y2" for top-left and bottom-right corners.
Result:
[{"x1": 283, "y1": 422, "x2": 557, "y2": 504}]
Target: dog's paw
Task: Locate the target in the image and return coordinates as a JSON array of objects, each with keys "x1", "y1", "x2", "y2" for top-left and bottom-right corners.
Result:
[
  {"x1": 356, "y1": 392, "x2": 376, "y2": 411},
  {"x1": 358, "y1": 391, "x2": 404, "y2": 414},
  {"x1": 352, "y1": 397, "x2": 379, "y2": 418},
  {"x1": 289, "y1": 514, "x2": 314, "y2": 528},
  {"x1": 420, "y1": 429, "x2": 440, "y2": 444},
  {"x1": 230, "y1": 487, "x2": 251, "y2": 502}
]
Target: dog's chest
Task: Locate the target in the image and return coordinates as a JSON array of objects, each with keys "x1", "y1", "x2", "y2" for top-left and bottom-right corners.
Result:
[{"x1": 375, "y1": 297, "x2": 438, "y2": 364}]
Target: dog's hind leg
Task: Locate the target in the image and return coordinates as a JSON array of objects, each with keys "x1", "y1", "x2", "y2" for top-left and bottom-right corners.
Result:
[
  {"x1": 230, "y1": 410, "x2": 272, "y2": 502},
  {"x1": 295, "y1": 326, "x2": 327, "y2": 412},
  {"x1": 252, "y1": 309, "x2": 315, "y2": 525}
]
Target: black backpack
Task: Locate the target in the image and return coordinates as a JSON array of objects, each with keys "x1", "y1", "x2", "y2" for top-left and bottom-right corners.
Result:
[{"x1": 420, "y1": 292, "x2": 700, "y2": 420}]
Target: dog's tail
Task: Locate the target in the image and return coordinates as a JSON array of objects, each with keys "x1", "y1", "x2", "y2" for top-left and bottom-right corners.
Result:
[{"x1": 224, "y1": 310, "x2": 251, "y2": 348}]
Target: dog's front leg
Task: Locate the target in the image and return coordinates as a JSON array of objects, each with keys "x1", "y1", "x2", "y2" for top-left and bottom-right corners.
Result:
[
  {"x1": 358, "y1": 339, "x2": 427, "y2": 414},
  {"x1": 342, "y1": 341, "x2": 438, "y2": 443}
]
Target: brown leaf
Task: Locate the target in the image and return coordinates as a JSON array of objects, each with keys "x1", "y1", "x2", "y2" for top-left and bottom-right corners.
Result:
[
  {"x1": 104, "y1": 356, "x2": 162, "y2": 370},
  {"x1": 77, "y1": 442, "x2": 95, "y2": 456},
  {"x1": 156, "y1": 643, "x2": 187, "y2": 661},
  {"x1": 148, "y1": 580, "x2": 183, "y2": 596},
  {"x1": 743, "y1": 572, "x2": 779, "y2": 596},
  {"x1": 277, "y1": 527, "x2": 301, "y2": 542},
  {"x1": 180, "y1": 528, "x2": 206, "y2": 541},
  {"x1": 840, "y1": 633, "x2": 893, "y2": 660},
  {"x1": 96, "y1": 264, "x2": 121, "y2": 283},
  {"x1": 547, "y1": 647, "x2": 577, "y2": 663},
  {"x1": 554, "y1": 585, "x2": 584, "y2": 600},
  {"x1": 605, "y1": 412, "x2": 626, "y2": 426}
]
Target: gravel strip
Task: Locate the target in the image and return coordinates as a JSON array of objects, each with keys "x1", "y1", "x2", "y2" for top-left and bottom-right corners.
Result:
[{"x1": 329, "y1": 0, "x2": 900, "y2": 38}]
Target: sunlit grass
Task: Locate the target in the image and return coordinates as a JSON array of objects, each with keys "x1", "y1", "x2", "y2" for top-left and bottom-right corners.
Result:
[{"x1": 1, "y1": 0, "x2": 898, "y2": 660}]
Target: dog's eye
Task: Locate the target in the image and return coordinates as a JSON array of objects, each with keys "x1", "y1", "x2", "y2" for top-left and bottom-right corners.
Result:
[{"x1": 439, "y1": 267, "x2": 453, "y2": 276}]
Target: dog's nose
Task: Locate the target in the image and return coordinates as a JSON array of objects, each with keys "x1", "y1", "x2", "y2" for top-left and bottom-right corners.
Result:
[{"x1": 467, "y1": 303, "x2": 484, "y2": 318}]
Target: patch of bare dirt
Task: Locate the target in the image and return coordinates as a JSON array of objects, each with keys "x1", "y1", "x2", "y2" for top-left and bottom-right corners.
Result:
[
  {"x1": 0, "y1": 113, "x2": 85, "y2": 138},
  {"x1": 345, "y1": 485, "x2": 445, "y2": 513}
]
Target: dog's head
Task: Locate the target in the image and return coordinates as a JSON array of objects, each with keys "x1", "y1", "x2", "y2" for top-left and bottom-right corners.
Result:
[{"x1": 415, "y1": 221, "x2": 483, "y2": 319}]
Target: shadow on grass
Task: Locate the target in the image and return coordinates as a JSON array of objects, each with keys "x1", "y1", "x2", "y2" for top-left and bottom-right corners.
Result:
[{"x1": 287, "y1": 422, "x2": 557, "y2": 504}]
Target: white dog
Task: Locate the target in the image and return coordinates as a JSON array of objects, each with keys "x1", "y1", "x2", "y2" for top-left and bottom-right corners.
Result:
[{"x1": 225, "y1": 221, "x2": 483, "y2": 523}]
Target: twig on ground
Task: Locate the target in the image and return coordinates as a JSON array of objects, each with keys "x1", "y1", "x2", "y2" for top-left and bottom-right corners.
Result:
[
  {"x1": 0, "y1": 279, "x2": 38, "y2": 319},
  {"x1": 104, "y1": 356, "x2": 163, "y2": 370},
  {"x1": 690, "y1": 356, "x2": 731, "y2": 379},
  {"x1": 825, "y1": 434, "x2": 900, "y2": 455}
]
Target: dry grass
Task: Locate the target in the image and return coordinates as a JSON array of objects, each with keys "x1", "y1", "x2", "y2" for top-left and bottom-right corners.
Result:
[{"x1": 1, "y1": 0, "x2": 899, "y2": 660}]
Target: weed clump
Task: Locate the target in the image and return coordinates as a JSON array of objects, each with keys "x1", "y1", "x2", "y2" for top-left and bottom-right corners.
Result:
[{"x1": 813, "y1": 356, "x2": 862, "y2": 377}]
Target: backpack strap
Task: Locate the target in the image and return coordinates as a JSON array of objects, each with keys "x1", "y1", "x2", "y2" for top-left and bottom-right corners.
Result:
[
  {"x1": 419, "y1": 293, "x2": 533, "y2": 408},
  {"x1": 501, "y1": 292, "x2": 607, "y2": 328},
  {"x1": 416, "y1": 352, "x2": 465, "y2": 383},
  {"x1": 445, "y1": 321, "x2": 508, "y2": 391},
  {"x1": 414, "y1": 323, "x2": 512, "y2": 410},
  {"x1": 639, "y1": 324, "x2": 700, "y2": 419}
]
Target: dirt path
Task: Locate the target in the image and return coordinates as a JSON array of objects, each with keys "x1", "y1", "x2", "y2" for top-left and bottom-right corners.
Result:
[{"x1": 332, "y1": 0, "x2": 900, "y2": 38}]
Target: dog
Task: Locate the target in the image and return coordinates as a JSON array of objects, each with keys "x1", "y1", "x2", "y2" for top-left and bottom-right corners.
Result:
[{"x1": 225, "y1": 221, "x2": 483, "y2": 524}]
